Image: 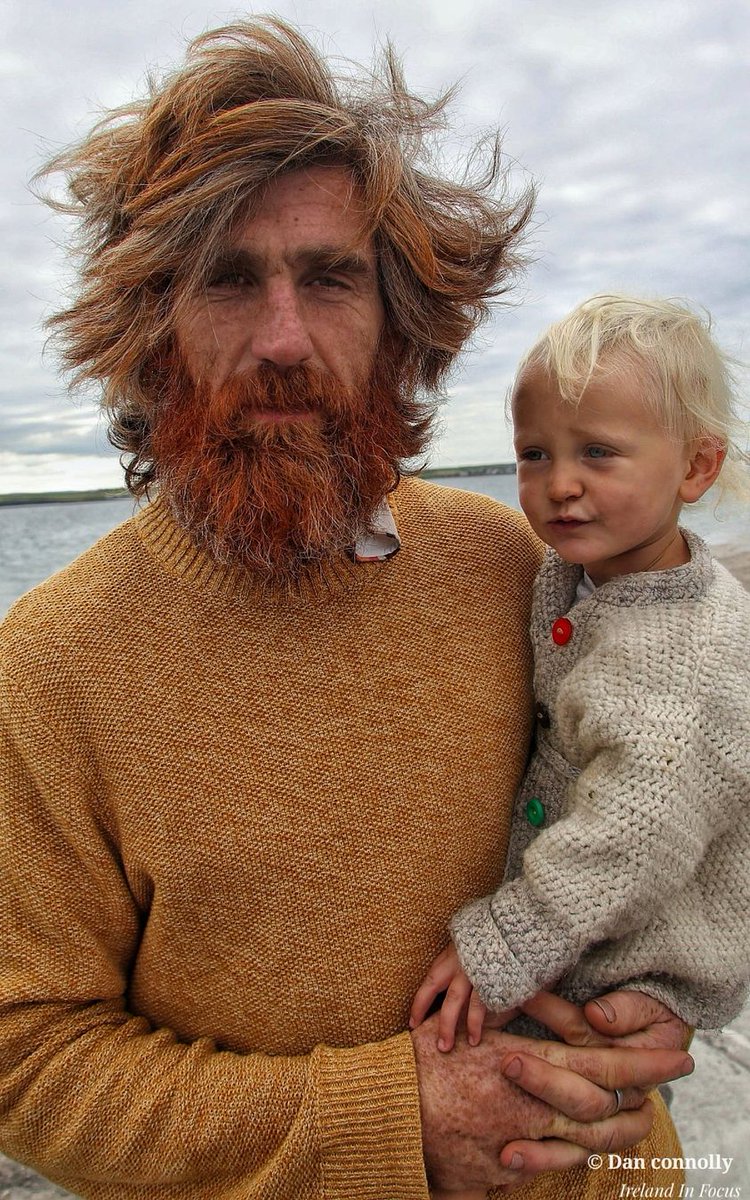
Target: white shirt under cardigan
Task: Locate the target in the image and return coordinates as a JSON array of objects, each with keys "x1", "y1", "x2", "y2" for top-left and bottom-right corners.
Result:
[{"x1": 450, "y1": 528, "x2": 750, "y2": 1030}]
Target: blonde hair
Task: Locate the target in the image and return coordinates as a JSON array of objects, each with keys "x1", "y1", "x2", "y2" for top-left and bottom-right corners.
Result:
[
  {"x1": 36, "y1": 17, "x2": 533, "y2": 491},
  {"x1": 516, "y1": 294, "x2": 750, "y2": 501}
]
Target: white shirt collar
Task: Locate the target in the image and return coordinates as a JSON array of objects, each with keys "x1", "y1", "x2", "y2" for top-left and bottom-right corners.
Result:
[
  {"x1": 353, "y1": 498, "x2": 400, "y2": 563},
  {"x1": 573, "y1": 570, "x2": 597, "y2": 605}
]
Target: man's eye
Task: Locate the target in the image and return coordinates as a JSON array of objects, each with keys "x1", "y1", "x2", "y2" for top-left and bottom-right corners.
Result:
[
  {"x1": 208, "y1": 272, "x2": 251, "y2": 290},
  {"x1": 312, "y1": 275, "x2": 348, "y2": 290}
]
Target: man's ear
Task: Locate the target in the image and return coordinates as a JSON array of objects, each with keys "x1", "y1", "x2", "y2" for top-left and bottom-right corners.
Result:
[{"x1": 679, "y1": 438, "x2": 727, "y2": 503}]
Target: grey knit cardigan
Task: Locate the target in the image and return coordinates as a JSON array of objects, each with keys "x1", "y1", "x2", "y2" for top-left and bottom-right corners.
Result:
[{"x1": 451, "y1": 529, "x2": 750, "y2": 1029}]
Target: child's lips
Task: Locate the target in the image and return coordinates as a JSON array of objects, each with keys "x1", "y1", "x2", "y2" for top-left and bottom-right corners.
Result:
[{"x1": 549, "y1": 517, "x2": 589, "y2": 530}]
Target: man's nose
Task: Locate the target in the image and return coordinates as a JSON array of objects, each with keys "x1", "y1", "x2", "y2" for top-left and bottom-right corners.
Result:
[
  {"x1": 547, "y1": 461, "x2": 583, "y2": 502},
  {"x1": 248, "y1": 280, "x2": 314, "y2": 370}
]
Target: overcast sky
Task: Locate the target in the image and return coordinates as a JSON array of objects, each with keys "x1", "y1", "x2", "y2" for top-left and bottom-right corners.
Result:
[{"x1": 1, "y1": 0, "x2": 748, "y2": 492}]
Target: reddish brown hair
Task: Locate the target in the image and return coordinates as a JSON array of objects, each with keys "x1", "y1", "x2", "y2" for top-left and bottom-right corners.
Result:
[{"x1": 37, "y1": 17, "x2": 534, "y2": 493}]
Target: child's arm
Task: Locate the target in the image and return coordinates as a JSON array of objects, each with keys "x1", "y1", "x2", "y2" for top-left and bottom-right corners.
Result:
[{"x1": 448, "y1": 583, "x2": 750, "y2": 1027}]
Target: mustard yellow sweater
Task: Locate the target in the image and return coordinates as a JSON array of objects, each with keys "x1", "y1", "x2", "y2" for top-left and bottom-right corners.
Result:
[{"x1": 0, "y1": 478, "x2": 680, "y2": 1198}]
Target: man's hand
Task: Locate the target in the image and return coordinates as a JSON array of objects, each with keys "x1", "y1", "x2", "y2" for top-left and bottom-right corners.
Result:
[
  {"x1": 493, "y1": 989, "x2": 692, "y2": 1187},
  {"x1": 583, "y1": 989, "x2": 693, "y2": 1051},
  {"x1": 411, "y1": 990, "x2": 694, "y2": 1194}
]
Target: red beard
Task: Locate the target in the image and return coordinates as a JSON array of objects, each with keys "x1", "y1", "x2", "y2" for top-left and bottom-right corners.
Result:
[{"x1": 149, "y1": 357, "x2": 432, "y2": 582}]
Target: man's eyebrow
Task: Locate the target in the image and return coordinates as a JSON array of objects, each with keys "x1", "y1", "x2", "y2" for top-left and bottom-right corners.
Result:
[
  {"x1": 206, "y1": 248, "x2": 259, "y2": 277},
  {"x1": 293, "y1": 246, "x2": 375, "y2": 276},
  {"x1": 208, "y1": 245, "x2": 376, "y2": 277}
]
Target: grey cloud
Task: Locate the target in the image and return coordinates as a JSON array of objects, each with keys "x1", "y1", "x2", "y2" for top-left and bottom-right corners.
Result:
[
  {"x1": 0, "y1": 383, "x2": 101, "y2": 454},
  {"x1": 1, "y1": 0, "x2": 748, "y2": 478},
  {"x1": 0, "y1": 421, "x2": 100, "y2": 458}
]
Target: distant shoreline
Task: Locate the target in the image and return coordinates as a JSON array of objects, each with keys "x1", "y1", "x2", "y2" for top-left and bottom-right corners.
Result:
[
  {"x1": 0, "y1": 464, "x2": 518, "y2": 507},
  {"x1": 0, "y1": 488, "x2": 130, "y2": 508}
]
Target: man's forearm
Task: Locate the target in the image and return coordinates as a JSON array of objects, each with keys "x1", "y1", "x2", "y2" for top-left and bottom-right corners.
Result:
[{"x1": 0, "y1": 1001, "x2": 427, "y2": 1199}]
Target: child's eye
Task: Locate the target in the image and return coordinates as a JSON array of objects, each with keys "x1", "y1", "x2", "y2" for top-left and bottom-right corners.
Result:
[
  {"x1": 518, "y1": 448, "x2": 546, "y2": 462},
  {"x1": 586, "y1": 445, "x2": 611, "y2": 459}
]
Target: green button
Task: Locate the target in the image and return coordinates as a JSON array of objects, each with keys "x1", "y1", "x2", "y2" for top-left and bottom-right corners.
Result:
[{"x1": 525, "y1": 796, "x2": 545, "y2": 827}]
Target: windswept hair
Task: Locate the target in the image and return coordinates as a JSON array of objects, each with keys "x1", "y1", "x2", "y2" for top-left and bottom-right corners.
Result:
[
  {"x1": 37, "y1": 17, "x2": 534, "y2": 492},
  {"x1": 515, "y1": 294, "x2": 750, "y2": 501}
]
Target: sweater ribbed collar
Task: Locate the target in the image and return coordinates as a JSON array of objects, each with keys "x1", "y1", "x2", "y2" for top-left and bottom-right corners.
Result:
[{"x1": 133, "y1": 492, "x2": 401, "y2": 606}]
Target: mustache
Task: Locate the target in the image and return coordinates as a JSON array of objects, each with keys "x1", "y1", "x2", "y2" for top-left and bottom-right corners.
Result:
[{"x1": 185, "y1": 364, "x2": 350, "y2": 439}]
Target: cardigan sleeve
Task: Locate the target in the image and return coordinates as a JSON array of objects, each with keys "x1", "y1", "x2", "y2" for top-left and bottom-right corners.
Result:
[
  {"x1": 450, "y1": 599, "x2": 750, "y2": 1017},
  {"x1": 0, "y1": 671, "x2": 428, "y2": 1200}
]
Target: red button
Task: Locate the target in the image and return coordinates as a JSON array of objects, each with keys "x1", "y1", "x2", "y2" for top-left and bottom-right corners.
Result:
[{"x1": 551, "y1": 616, "x2": 573, "y2": 645}]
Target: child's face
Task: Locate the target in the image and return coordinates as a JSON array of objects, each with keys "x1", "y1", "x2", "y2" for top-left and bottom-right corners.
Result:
[{"x1": 512, "y1": 362, "x2": 697, "y2": 584}]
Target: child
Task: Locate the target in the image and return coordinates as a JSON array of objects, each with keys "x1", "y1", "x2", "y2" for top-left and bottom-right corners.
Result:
[{"x1": 411, "y1": 295, "x2": 750, "y2": 1082}]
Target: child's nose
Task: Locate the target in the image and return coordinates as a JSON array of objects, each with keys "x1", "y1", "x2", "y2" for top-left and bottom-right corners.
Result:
[{"x1": 547, "y1": 462, "x2": 583, "y2": 502}]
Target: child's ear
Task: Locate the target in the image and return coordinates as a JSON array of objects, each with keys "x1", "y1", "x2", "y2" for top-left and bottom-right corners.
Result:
[{"x1": 679, "y1": 438, "x2": 726, "y2": 503}]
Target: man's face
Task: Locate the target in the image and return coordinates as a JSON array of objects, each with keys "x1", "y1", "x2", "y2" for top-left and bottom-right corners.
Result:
[
  {"x1": 150, "y1": 166, "x2": 431, "y2": 581},
  {"x1": 174, "y1": 165, "x2": 385, "y2": 394}
]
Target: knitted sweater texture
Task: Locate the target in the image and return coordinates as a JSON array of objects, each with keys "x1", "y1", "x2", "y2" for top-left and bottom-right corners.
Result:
[
  {"x1": 451, "y1": 529, "x2": 750, "y2": 1028},
  {"x1": 0, "y1": 478, "x2": 682, "y2": 1199}
]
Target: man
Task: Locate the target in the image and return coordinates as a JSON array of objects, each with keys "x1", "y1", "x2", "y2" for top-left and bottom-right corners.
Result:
[{"x1": 0, "y1": 19, "x2": 692, "y2": 1199}]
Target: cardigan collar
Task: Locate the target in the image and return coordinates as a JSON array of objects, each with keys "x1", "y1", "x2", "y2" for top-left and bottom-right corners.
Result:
[{"x1": 537, "y1": 526, "x2": 715, "y2": 620}]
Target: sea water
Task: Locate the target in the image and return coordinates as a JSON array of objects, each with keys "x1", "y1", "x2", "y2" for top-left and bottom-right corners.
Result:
[{"x1": 0, "y1": 477, "x2": 746, "y2": 618}]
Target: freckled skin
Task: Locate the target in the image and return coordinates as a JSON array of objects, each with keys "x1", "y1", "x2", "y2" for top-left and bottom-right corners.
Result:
[
  {"x1": 412, "y1": 1023, "x2": 567, "y2": 1190},
  {"x1": 411, "y1": 1001, "x2": 692, "y2": 1192},
  {"x1": 174, "y1": 166, "x2": 385, "y2": 392},
  {"x1": 411, "y1": 1022, "x2": 566, "y2": 1189}
]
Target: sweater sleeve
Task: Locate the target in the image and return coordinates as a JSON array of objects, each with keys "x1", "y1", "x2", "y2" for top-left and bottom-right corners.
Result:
[
  {"x1": 0, "y1": 672, "x2": 428, "y2": 1200},
  {"x1": 450, "y1": 605, "x2": 750, "y2": 1015}
]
